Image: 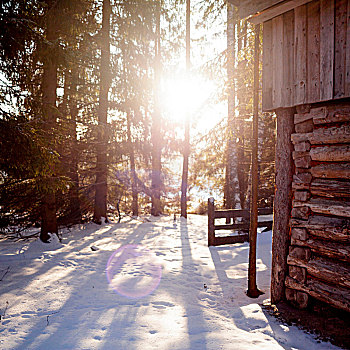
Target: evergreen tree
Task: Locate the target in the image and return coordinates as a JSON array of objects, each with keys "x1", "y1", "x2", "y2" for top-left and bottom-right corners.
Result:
[
  {"x1": 224, "y1": 1, "x2": 237, "y2": 210},
  {"x1": 93, "y1": 0, "x2": 111, "y2": 224},
  {"x1": 180, "y1": 0, "x2": 191, "y2": 218},
  {"x1": 0, "y1": 0, "x2": 98, "y2": 235},
  {"x1": 151, "y1": 0, "x2": 162, "y2": 216}
]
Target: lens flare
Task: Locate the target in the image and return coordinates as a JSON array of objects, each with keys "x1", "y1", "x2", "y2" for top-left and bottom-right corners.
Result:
[{"x1": 106, "y1": 245, "x2": 162, "y2": 298}]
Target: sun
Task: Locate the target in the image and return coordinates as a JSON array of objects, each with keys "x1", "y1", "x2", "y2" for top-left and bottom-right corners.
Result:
[{"x1": 160, "y1": 73, "x2": 214, "y2": 125}]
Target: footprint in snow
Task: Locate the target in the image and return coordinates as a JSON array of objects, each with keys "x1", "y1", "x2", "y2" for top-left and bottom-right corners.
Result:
[{"x1": 151, "y1": 301, "x2": 175, "y2": 309}]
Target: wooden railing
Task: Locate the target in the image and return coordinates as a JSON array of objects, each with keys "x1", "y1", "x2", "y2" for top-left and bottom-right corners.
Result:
[{"x1": 208, "y1": 197, "x2": 273, "y2": 246}]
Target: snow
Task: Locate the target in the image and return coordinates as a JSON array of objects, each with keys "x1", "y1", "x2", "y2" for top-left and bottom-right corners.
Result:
[{"x1": 0, "y1": 215, "x2": 340, "y2": 350}]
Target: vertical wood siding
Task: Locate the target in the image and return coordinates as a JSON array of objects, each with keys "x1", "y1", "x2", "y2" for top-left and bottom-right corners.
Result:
[
  {"x1": 345, "y1": 0, "x2": 350, "y2": 95},
  {"x1": 294, "y1": 5, "x2": 307, "y2": 105},
  {"x1": 263, "y1": 20, "x2": 273, "y2": 110},
  {"x1": 320, "y1": 0, "x2": 334, "y2": 100},
  {"x1": 307, "y1": 1, "x2": 320, "y2": 103},
  {"x1": 262, "y1": 0, "x2": 350, "y2": 111}
]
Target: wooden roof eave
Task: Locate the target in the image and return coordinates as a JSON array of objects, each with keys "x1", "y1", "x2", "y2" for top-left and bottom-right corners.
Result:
[
  {"x1": 227, "y1": 0, "x2": 285, "y2": 18},
  {"x1": 228, "y1": 0, "x2": 313, "y2": 21},
  {"x1": 249, "y1": 0, "x2": 313, "y2": 24}
]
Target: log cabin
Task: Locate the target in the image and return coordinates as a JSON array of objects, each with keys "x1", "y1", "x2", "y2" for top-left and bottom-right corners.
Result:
[{"x1": 228, "y1": 0, "x2": 350, "y2": 312}]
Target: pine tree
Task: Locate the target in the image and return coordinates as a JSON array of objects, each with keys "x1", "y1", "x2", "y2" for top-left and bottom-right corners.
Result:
[
  {"x1": 151, "y1": 0, "x2": 162, "y2": 216},
  {"x1": 93, "y1": 0, "x2": 111, "y2": 224},
  {"x1": 39, "y1": 0, "x2": 61, "y2": 241},
  {"x1": 180, "y1": 0, "x2": 191, "y2": 218},
  {"x1": 224, "y1": 1, "x2": 237, "y2": 210}
]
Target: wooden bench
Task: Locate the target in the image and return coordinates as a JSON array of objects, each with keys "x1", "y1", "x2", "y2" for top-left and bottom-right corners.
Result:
[{"x1": 208, "y1": 197, "x2": 273, "y2": 246}]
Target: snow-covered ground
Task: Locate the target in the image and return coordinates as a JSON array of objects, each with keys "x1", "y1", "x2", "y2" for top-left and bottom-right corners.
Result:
[{"x1": 0, "y1": 215, "x2": 340, "y2": 350}]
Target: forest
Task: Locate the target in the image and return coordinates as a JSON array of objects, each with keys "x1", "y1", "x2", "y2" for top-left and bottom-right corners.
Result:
[{"x1": 0, "y1": 0, "x2": 276, "y2": 242}]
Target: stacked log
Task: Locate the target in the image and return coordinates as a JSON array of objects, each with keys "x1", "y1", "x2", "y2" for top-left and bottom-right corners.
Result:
[{"x1": 286, "y1": 103, "x2": 350, "y2": 312}]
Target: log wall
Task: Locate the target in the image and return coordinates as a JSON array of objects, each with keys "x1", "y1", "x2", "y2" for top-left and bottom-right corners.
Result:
[
  {"x1": 285, "y1": 102, "x2": 350, "y2": 312},
  {"x1": 262, "y1": 0, "x2": 350, "y2": 111}
]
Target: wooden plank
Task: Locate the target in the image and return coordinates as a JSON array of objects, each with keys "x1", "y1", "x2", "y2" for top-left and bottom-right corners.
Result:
[
  {"x1": 293, "y1": 154, "x2": 311, "y2": 168},
  {"x1": 258, "y1": 207, "x2": 274, "y2": 215},
  {"x1": 287, "y1": 255, "x2": 350, "y2": 289},
  {"x1": 313, "y1": 109, "x2": 350, "y2": 124},
  {"x1": 345, "y1": 0, "x2": 350, "y2": 95},
  {"x1": 291, "y1": 237, "x2": 350, "y2": 262},
  {"x1": 215, "y1": 221, "x2": 272, "y2": 231},
  {"x1": 310, "y1": 144, "x2": 350, "y2": 162},
  {"x1": 208, "y1": 198, "x2": 215, "y2": 246},
  {"x1": 294, "y1": 190, "x2": 311, "y2": 201},
  {"x1": 291, "y1": 132, "x2": 312, "y2": 144},
  {"x1": 294, "y1": 141, "x2": 311, "y2": 151},
  {"x1": 315, "y1": 112, "x2": 350, "y2": 124},
  {"x1": 291, "y1": 227, "x2": 308, "y2": 240},
  {"x1": 292, "y1": 172, "x2": 312, "y2": 190},
  {"x1": 262, "y1": 20, "x2": 273, "y2": 111},
  {"x1": 293, "y1": 172, "x2": 313, "y2": 184},
  {"x1": 334, "y1": 0, "x2": 348, "y2": 98},
  {"x1": 285, "y1": 276, "x2": 350, "y2": 313},
  {"x1": 212, "y1": 234, "x2": 249, "y2": 246},
  {"x1": 291, "y1": 206, "x2": 311, "y2": 219},
  {"x1": 214, "y1": 207, "x2": 273, "y2": 219},
  {"x1": 282, "y1": 10, "x2": 295, "y2": 107},
  {"x1": 292, "y1": 151, "x2": 309, "y2": 160},
  {"x1": 309, "y1": 124, "x2": 350, "y2": 144},
  {"x1": 291, "y1": 215, "x2": 350, "y2": 242},
  {"x1": 310, "y1": 178, "x2": 350, "y2": 198},
  {"x1": 294, "y1": 113, "x2": 313, "y2": 124},
  {"x1": 272, "y1": 15, "x2": 284, "y2": 108},
  {"x1": 288, "y1": 265, "x2": 307, "y2": 283},
  {"x1": 215, "y1": 210, "x2": 250, "y2": 219},
  {"x1": 289, "y1": 245, "x2": 311, "y2": 260},
  {"x1": 294, "y1": 5, "x2": 308, "y2": 105},
  {"x1": 228, "y1": 0, "x2": 285, "y2": 19},
  {"x1": 295, "y1": 119, "x2": 313, "y2": 133},
  {"x1": 319, "y1": 0, "x2": 335, "y2": 101},
  {"x1": 215, "y1": 223, "x2": 250, "y2": 230},
  {"x1": 311, "y1": 163, "x2": 350, "y2": 179},
  {"x1": 307, "y1": 1, "x2": 320, "y2": 103},
  {"x1": 306, "y1": 198, "x2": 350, "y2": 218},
  {"x1": 249, "y1": 0, "x2": 313, "y2": 24}
]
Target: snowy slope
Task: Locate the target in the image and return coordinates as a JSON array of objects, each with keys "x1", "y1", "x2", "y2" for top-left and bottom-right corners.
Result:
[{"x1": 0, "y1": 215, "x2": 340, "y2": 350}]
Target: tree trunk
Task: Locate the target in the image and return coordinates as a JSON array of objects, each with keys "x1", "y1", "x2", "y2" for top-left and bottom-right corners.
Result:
[
  {"x1": 68, "y1": 69, "x2": 82, "y2": 223},
  {"x1": 247, "y1": 24, "x2": 262, "y2": 298},
  {"x1": 271, "y1": 107, "x2": 295, "y2": 304},
  {"x1": 180, "y1": 121, "x2": 190, "y2": 218},
  {"x1": 40, "y1": 0, "x2": 59, "y2": 242},
  {"x1": 180, "y1": 0, "x2": 191, "y2": 218},
  {"x1": 127, "y1": 112, "x2": 138, "y2": 217},
  {"x1": 236, "y1": 19, "x2": 249, "y2": 211},
  {"x1": 151, "y1": 0, "x2": 162, "y2": 216},
  {"x1": 224, "y1": 2, "x2": 236, "y2": 211},
  {"x1": 93, "y1": 0, "x2": 111, "y2": 224}
]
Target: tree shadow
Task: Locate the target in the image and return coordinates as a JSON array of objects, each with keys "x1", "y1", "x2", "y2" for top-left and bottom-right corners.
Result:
[
  {"x1": 0, "y1": 220, "x2": 155, "y2": 349},
  {"x1": 179, "y1": 219, "x2": 209, "y2": 350},
  {"x1": 208, "y1": 236, "x2": 304, "y2": 350}
]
